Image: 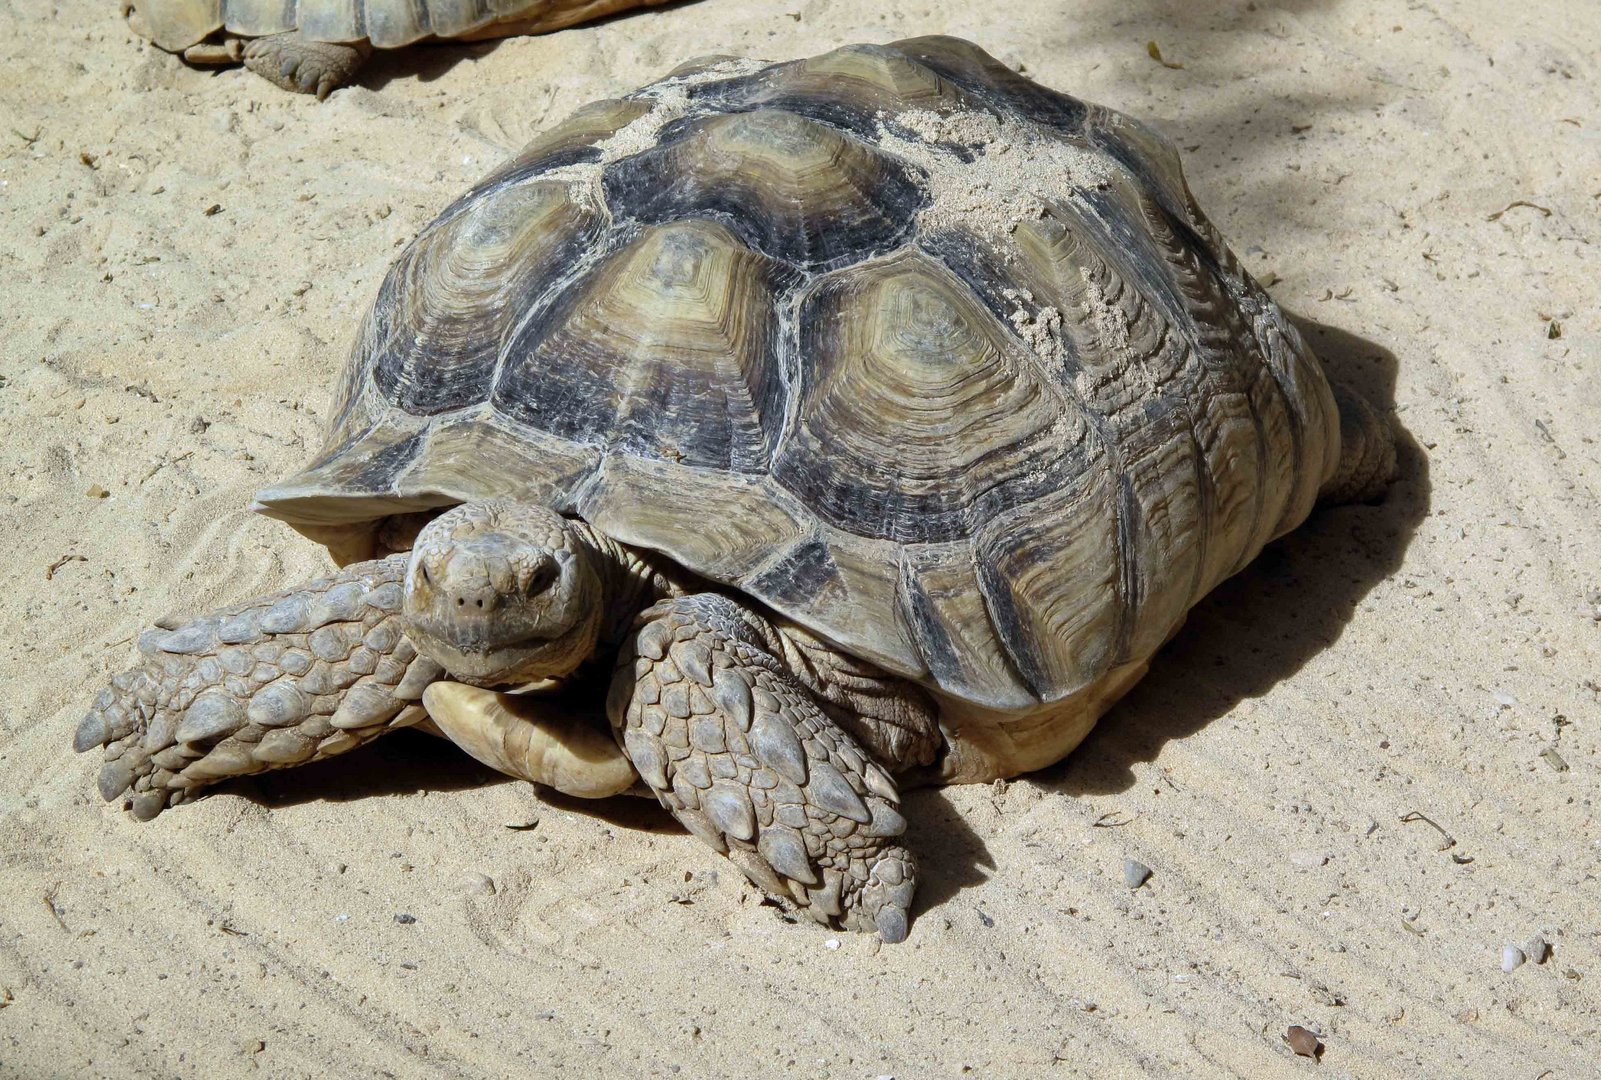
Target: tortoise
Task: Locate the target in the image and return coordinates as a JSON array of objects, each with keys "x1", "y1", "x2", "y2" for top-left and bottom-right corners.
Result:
[
  {"x1": 75, "y1": 36, "x2": 1396, "y2": 941},
  {"x1": 126, "y1": 0, "x2": 674, "y2": 98}
]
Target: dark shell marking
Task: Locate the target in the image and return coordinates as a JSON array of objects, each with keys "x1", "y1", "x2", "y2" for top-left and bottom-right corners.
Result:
[{"x1": 256, "y1": 37, "x2": 1340, "y2": 712}]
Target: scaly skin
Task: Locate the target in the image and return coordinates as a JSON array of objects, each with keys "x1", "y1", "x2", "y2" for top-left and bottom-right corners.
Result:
[
  {"x1": 75, "y1": 556, "x2": 442, "y2": 820},
  {"x1": 609, "y1": 594, "x2": 917, "y2": 941},
  {"x1": 242, "y1": 31, "x2": 371, "y2": 99}
]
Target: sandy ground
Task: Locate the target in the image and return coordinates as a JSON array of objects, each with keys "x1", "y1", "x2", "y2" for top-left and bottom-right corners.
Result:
[{"x1": 1, "y1": 0, "x2": 1598, "y2": 1075}]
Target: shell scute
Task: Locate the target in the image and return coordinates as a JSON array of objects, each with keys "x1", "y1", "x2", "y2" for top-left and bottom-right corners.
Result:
[
  {"x1": 603, "y1": 109, "x2": 929, "y2": 271},
  {"x1": 493, "y1": 219, "x2": 793, "y2": 471}
]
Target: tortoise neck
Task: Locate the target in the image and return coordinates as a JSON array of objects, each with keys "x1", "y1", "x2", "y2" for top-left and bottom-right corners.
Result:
[{"x1": 568, "y1": 520, "x2": 688, "y2": 645}]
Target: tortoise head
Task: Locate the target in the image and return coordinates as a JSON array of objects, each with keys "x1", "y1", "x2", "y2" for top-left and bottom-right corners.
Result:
[{"x1": 403, "y1": 501, "x2": 603, "y2": 687}]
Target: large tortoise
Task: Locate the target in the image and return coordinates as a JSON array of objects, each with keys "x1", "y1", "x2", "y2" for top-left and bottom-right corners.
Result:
[
  {"x1": 76, "y1": 37, "x2": 1395, "y2": 941},
  {"x1": 127, "y1": 0, "x2": 673, "y2": 98}
]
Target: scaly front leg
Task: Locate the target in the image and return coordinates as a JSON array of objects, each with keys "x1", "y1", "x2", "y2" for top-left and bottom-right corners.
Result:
[
  {"x1": 75, "y1": 556, "x2": 443, "y2": 820},
  {"x1": 610, "y1": 595, "x2": 917, "y2": 941}
]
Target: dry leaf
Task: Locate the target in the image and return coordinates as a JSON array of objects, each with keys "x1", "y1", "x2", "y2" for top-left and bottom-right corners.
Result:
[{"x1": 1145, "y1": 41, "x2": 1184, "y2": 69}]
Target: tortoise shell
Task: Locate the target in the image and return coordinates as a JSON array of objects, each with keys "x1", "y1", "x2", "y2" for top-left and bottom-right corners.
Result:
[
  {"x1": 134, "y1": 0, "x2": 666, "y2": 54},
  {"x1": 256, "y1": 36, "x2": 1341, "y2": 715}
]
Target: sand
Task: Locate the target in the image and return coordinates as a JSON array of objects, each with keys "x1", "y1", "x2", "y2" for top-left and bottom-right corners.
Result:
[{"x1": 2, "y1": 0, "x2": 1598, "y2": 1075}]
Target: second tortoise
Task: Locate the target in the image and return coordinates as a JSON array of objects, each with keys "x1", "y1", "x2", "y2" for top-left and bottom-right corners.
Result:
[
  {"x1": 127, "y1": 0, "x2": 675, "y2": 97},
  {"x1": 77, "y1": 37, "x2": 1396, "y2": 940}
]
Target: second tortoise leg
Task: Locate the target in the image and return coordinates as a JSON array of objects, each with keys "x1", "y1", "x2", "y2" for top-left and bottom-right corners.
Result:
[
  {"x1": 243, "y1": 31, "x2": 372, "y2": 98},
  {"x1": 610, "y1": 594, "x2": 918, "y2": 941},
  {"x1": 1319, "y1": 382, "x2": 1399, "y2": 505}
]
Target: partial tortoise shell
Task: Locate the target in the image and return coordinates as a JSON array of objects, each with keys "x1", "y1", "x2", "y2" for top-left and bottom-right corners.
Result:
[
  {"x1": 134, "y1": 0, "x2": 667, "y2": 54},
  {"x1": 256, "y1": 36, "x2": 1342, "y2": 713}
]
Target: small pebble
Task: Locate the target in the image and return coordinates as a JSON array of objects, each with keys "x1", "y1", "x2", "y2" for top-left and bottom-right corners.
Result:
[
  {"x1": 1124, "y1": 858, "x2": 1153, "y2": 889},
  {"x1": 459, "y1": 872, "x2": 496, "y2": 896},
  {"x1": 1288, "y1": 851, "x2": 1329, "y2": 868},
  {"x1": 1285, "y1": 1025, "x2": 1322, "y2": 1059},
  {"x1": 395, "y1": 912, "x2": 417, "y2": 925},
  {"x1": 1523, "y1": 935, "x2": 1549, "y2": 964},
  {"x1": 1501, "y1": 945, "x2": 1526, "y2": 973},
  {"x1": 824, "y1": 938, "x2": 840, "y2": 950}
]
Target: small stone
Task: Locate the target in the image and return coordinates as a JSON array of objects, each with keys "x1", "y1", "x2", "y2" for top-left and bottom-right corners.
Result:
[
  {"x1": 1123, "y1": 858, "x2": 1152, "y2": 889},
  {"x1": 86, "y1": 484, "x2": 109, "y2": 498},
  {"x1": 1285, "y1": 1025, "x2": 1322, "y2": 1059},
  {"x1": 460, "y1": 872, "x2": 495, "y2": 896},
  {"x1": 1501, "y1": 945, "x2": 1526, "y2": 973},
  {"x1": 824, "y1": 938, "x2": 840, "y2": 950},
  {"x1": 1288, "y1": 851, "x2": 1330, "y2": 868},
  {"x1": 1523, "y1": 935, "x2": 1549, "y2": 964},
  {"x1": 395, "y1": 913, "x2": 417, "y2": 925}
]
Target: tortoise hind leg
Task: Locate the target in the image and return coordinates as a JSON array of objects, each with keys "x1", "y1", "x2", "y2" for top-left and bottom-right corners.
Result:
[
  {"x1": 75, "y1": 556, "x2": 442, "y2": 820},
  {"x1": 610, "y1": 594, "x2": 918, "y2": 942},
  {"x1": 1319, "y1": 382, "x2": 1398, "y2": 505},
  {"x1": 243, "y1": 31, "x2": 371, "y2": 98}
]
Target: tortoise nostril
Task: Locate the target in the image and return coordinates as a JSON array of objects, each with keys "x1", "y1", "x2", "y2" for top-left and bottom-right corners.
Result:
[
  {"x1": 456, "y1": 596, "x2": 465, "y2": 607},
  {"x1": 475, "y1": 598, "x2": 484, "y2": 609}
]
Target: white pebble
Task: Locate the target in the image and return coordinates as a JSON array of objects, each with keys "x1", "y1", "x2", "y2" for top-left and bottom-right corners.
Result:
[
  {"x1": 1288, "y1": 851, "x2": 1330, "y2": 867},
  {"x1": 459, "y1": 871, "x2": 496, "y2": 896},
  {"x1": 1501, "y1": 945, "x2": 1525, "y2": 973},
  {"x1": 824, "y1": 938, "x2": 840, "y2": 950}
]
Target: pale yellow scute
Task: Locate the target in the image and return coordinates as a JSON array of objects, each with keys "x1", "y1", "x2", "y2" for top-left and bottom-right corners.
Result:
[
  {"x1": 773, "y1": 250, "x2": 1076, "y2": 545},
  {"x1": 416, "y1": 0, "x2": 490, "y2": 39},
  {"x1": 375, "y1": 179, "x2": 599, "y2": 416},
  {"x1": 498, "y1": 219, "x2": 786, "y2": 472},
  {"x1": 753, "y1": 42, "x2": 968, "y2": 118},
  {"x1": 1007, "y1": 204, "x2": 1208, "y2": 661},
  {"x1": 397, "y1": 411, "x2": 601, "y2": 510},
  {"x1": 139, "y1": 0, "x2": 223, "y2": 50},
  {"x1": 580, "y1": 457, "x2": 807, "y2": 583},
  {"x1": 896, "y1": 543, "x2": 1037, "y2": 710},
  {"x1": 973, "y1": 468, "x2": 1123, "y2": 701},
  {"x1": 295, "y1": 0, "x2": 363, "y2": 42},
  {"x1": 219, "y1": 0, "x2": 296, "y2": 38},
  {"x1": 749, "y1": 530, "x2": 922, "y2": 681}
]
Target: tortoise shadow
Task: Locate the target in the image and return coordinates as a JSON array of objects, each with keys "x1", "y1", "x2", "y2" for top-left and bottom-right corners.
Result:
[
  {"x1": 234, "y1": 727, "x2": 511, "y2": 808},
  {"x1": 1039, "y1": 316, "x2": 1430, "y2": 798},
  {"x1": 233, "y1": 728, "x2": 686, "y2": 835},
  {"x1": 357, "y1": 0, "x2": 705, "y2": 92},
  {"x1": 904, "y1": 788, "x2": 996, "y2": 922}
]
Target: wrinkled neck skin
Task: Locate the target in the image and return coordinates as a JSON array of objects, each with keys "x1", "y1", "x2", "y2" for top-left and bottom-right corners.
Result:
[{"x1": 572, "y1": 521, "x2": 688, "y2": 646}]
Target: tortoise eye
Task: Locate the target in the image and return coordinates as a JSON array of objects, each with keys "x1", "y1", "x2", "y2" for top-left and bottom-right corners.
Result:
[{"x1": 524, "y1": 563, "x2": 557, "y2": 597}]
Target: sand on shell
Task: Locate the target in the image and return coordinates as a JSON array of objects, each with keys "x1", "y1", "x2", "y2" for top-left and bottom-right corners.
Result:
[{"x1": 2, "y1": 0, "x2": 1598, "y2": 1076}]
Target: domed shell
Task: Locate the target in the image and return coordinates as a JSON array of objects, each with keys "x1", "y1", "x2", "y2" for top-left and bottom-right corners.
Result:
[{"x1": 256, "y1": 37, "x2": 1341, "y2": 712}]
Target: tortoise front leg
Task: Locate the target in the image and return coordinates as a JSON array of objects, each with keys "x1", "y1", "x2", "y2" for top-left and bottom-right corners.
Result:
[
  {"x1": 610, "y1": 595, "x2": 917, "y2": 942},
  {"x1": 75, "y1": 556, "x2": 443, "y2": 820}
]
